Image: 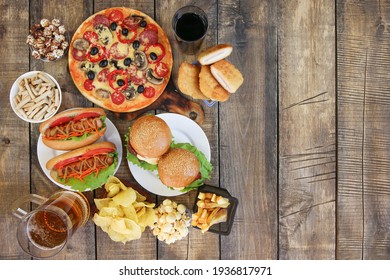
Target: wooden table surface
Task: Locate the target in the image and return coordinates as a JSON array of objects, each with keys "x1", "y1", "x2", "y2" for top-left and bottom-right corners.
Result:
[{"x1": 1, "y1": 0, "x2": 390, "y2": 260}]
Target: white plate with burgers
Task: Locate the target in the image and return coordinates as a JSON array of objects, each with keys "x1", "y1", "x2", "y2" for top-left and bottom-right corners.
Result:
[
  {"x1": 127, "y1": 113, "x2": 212, "y2": 197},
  {"x1": 37, "y1": 111, "x2": 122, "y2": 191}
]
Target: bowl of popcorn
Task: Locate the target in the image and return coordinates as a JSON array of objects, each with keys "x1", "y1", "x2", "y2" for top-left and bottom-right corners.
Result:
[
  {"x1": 151, "y1": 199, "x2": 191, "y2": 244},
  {"x1": 26, "y1": 18, "x2": 69, "y2": 62},
  {"x1": 10, "y1": 71, "x2": 62, "y2": 123}
]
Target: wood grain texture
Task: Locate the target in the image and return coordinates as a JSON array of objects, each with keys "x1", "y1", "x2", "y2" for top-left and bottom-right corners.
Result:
[
  {"x1": 28, "y1": 0, "x2": 95, "y2": 260},
  {"x1": 156, "y1": 0, "x2": 220, "y2": 260},
  {"x1": 93, "y1": 0, "x2": 157, "y2": 260},
  {"x1": 0, "y1": 0, "x2": 30, "y2": 260},
  {"x1": 278, "y1": 0, "x2": 336, "y2": 259},
  {"x1": 218, "y1": 0, "x2": 278, "y2": 259},
  {"x1": 337, "y1": 0, "x2": 390, "y2": 260}
]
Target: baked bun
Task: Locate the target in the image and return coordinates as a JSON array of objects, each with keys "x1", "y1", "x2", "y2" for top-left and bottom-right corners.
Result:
[
  {"x1": 210, "y1": 59, "x2": 244, "y2": 93},
  {"x1": 177, "y1": 62, "x2": 209, "y2": 100},
  {"x1": 39, "y1": 107, "x2": 107, "y2": 150},
  {"x1": 198, "y1": 44, "x2": 233, "y2": 65},
  {"x1": 199, "y1": 65, "x2": 230, "y2": 102},
  {"x1": 158, "y1": 148, "x2": 200, "y2": 189},
  {"x1": 46, "y1": 141, "x2": 116, "y2": 170},
  {"x1": 129, "y1": 115, "x2": 171, "y2": 159}
]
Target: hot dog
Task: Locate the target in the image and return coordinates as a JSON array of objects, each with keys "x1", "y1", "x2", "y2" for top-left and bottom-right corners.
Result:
[
  {"x1": 46, "y1": 141, "x2": 118, "y2": 191},
  {"x1": 39, "y1": 107, "x2": 107, "y2": 150}
]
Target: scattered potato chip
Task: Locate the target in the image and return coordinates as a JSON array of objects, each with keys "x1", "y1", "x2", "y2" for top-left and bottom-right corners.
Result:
[{"x1": 92, "y1": 176, "x2": 156, "y2": 244}]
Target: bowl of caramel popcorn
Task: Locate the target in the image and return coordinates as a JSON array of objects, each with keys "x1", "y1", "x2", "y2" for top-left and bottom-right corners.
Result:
[{"x1": 26, "y1": 18, "x2": 69, "y2": 62}]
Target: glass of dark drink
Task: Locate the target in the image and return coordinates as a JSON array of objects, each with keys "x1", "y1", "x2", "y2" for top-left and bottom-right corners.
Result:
[
  {"x1": 12, "y1": 190, "x2": 90, "y2": 258},
  {"x1": 172, "y1": 5, "x2": 208, "y2": 54}
]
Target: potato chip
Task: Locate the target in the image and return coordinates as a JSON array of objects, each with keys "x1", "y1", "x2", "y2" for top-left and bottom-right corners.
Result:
[
  {"x1": 121, "y1": 205, "x2": 138, "y2": 221},
  {"x1": 112, "y1": 188, "x2": 136, "y2": 207},
  {"x1": 138, "y1": 207, "x2": 156, "y2": 230},
  {"x1": 105, "y1": 176, "x2": 127, "y2": 197},
  {"x1": 99, "y1": 206, "x2": 123, "y2": 218},
  {"x1": 93, "y1": 176, "x2": 156, "y2": 243},
  {"x1": 92, "y1": 214, "x2": 113, "y2": 232},
  {"x1": 94, "y1": 198, "x2": 111, "y2": 210}
]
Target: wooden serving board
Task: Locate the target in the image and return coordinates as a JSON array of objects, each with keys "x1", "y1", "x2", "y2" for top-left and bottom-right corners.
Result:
[{"x1": 112, "y1": 82, "x2": 205, "y2": 125}]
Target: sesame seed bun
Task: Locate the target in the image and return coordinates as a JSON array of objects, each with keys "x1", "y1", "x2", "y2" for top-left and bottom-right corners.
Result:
[
  {"x1": 157, "y1": 148, "x2": 200, "y2": 189},
  {"x1": 129, "y1": 115, "x2": 171, "y2": 159}
]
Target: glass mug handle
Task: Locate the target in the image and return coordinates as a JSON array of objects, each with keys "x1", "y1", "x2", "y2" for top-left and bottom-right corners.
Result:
[{"x1": 12, "y1": 194, "x2": 47, "y2": 219}]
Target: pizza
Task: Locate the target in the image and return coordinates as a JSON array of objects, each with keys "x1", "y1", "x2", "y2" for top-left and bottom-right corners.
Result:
[{"x1": 69, "y1": 7, "x2": 173, "y2": 112}]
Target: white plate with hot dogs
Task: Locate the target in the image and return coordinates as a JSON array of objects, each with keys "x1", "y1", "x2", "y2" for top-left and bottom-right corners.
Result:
[{"x1": 37, "y1": 117, "x2": 122, "y2": 191}]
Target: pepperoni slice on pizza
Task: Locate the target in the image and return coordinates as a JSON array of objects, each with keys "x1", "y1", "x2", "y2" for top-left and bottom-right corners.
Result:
[{"x1": 69, "y1": 7, "x2": 173, "y2": 112}]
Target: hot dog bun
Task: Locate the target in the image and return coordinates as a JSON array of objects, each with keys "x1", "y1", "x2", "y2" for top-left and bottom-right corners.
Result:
[
  {"x1": 46, "y1": 141, "x2": 116, "y2": 171},
  {"x1": 39, "y1": 107, "x2": 107, "y2": 150},
  {"x1": 197, "y1": 44, "x2": 233, "y2": 65}
]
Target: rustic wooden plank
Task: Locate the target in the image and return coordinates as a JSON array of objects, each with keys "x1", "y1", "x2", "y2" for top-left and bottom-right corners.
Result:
[
  {"x1": 218, "y1": 0, "x2": 278, "y2": 259},
  {"x1": 156, "y1": 0, "x2": 220, "y2": 260},
  {"x1": 0, "y1": 0, "x2": 30, "y2": 260},
  {"x1": 93, "y1": 0, "x2": 157, "y2": 260},
  {"x1": 278, "y1": 0, "x2": 336, "y2": 259},
  {"x1": 337, "y1": 0, "x2": 390, "y2": 260},
  {"x1": 29, "y1": 0, "x2": 95, "y2": 260}
]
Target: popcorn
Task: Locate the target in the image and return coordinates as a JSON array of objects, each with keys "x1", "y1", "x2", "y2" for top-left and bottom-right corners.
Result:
[
  {"x1": 151, "y1": 199, "x2": 191, "y2": 244},
  {"x1": 26, "y1": 18, "x2": 68, "y2": 61},
  {"x1": 40, "y1": 18, "x2": 50, "y2": 27}
]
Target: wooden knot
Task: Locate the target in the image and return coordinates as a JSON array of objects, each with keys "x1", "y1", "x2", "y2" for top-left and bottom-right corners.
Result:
[{"x1": 2, "y1": 137, "x2": 10, "y2": 145}]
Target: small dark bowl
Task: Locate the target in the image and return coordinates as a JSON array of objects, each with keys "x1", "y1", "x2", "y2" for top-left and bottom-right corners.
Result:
[{"x1": 192, "y1": 185, "x2": 238, "y2": 235}]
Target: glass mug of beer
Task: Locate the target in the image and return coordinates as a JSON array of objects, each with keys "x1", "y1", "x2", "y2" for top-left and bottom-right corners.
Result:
[
  {"x1": 12, "y1": 190, "x2": 90, "y2": 258},
  {"x1": 172, "y1": 5, "x2": 209, "y2": 54}
]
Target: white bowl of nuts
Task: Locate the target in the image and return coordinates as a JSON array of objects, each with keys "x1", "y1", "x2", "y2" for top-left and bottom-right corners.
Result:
[
  {"x1": 26, "y1": 18, "x2": 69, "y2": 62},
  {"x1": 10, "y1": 71, "x2": 62, "y2": 123}
]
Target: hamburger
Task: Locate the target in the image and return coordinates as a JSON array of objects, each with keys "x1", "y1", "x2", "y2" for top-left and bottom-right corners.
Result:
[
  {"x1": 126, "y1": 115, "x2": 172, "y2": 171},
  {"x1": 157, "y1": 142, "x2": 213, "y2": 192}
]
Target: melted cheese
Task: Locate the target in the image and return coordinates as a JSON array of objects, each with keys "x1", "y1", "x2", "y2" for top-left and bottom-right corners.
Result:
[
  {"x1": 95, "y1": 25, "x2": 113, "y2": 45},
  {"x1": 136, "y1": 154, "x2": 159, "y2": 165}
]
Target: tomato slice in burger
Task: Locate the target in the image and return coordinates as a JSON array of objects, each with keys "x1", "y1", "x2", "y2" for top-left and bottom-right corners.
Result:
[
  {"x1": 111, "y1": 91, "x2": 125, "y2": 105},
  {"x1": 49, "y1": 116, "x2": 73, "y2": 128},
  {"x1": 73, "y1": 112, "x2": 101, "y2": 122}
]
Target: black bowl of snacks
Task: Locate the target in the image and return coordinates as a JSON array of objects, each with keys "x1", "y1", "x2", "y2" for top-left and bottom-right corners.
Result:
[
  {"x1": 192, "y1": 185, "x2": 238, "y2": 235},
  {"x1": 26, "y1": 18, "x2": 69, "y2": 62}
]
